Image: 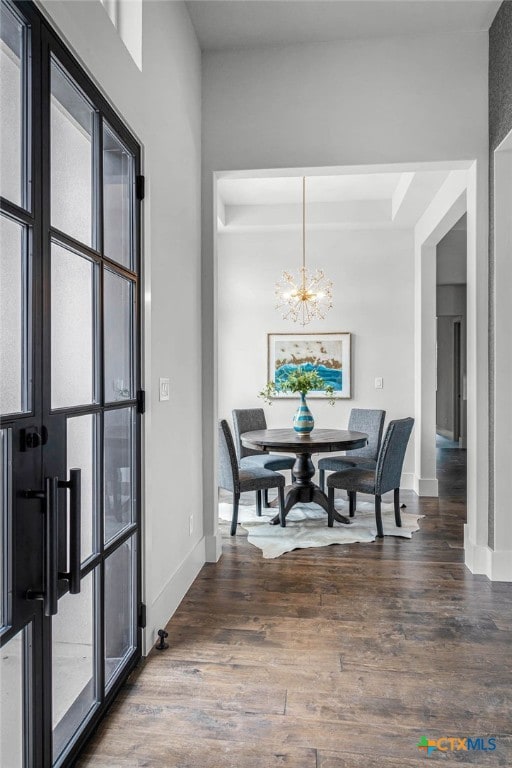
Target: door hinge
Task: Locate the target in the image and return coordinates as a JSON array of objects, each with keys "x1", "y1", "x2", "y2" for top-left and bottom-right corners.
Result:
[
  {"x1": 138, "y1": 602, "x2": 147, "y2": 629},
  {"x1": 136, "y1": 175, "x2": 145, "y2": 201},
  {"x1": 136, "y1": 389, "x2": 146, "y2": 414}
]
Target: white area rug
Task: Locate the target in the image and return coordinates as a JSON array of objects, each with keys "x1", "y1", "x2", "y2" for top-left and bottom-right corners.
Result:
[{"x1": 218, "y1": 499, "x2": 423, "y2": 559}]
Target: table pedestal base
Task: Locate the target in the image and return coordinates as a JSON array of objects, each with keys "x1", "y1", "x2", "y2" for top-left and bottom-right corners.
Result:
[{"x1": 268, "y1": 451, "x2": 350, "y2": 526}]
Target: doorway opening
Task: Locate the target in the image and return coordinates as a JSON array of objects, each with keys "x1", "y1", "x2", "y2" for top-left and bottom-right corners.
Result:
[
  {"x1": 212, "y1": 160, "x2": 480, "y2": 552},
  {"x1": 435, "y1": 215, "x2": 467, "y2": 501}
]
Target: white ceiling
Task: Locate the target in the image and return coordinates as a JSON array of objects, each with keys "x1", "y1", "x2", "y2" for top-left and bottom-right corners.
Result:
[
  {"x1": 218, "y1": 173, "x2": 403, "y2": 205},
  {"x1": 217, "y1": 170, "x2": 452, "y2": 230},
  {"x1": 187, "y1": 0, "x2": 500, "y2": 53}
]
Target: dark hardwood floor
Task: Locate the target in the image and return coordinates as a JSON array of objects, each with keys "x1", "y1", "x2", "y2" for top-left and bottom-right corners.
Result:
[{"x1": 78, "y1": 445, "x2": 512, "y2": 767}]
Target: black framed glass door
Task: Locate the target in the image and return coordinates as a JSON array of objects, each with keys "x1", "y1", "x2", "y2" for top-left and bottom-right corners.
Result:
[{"x1": 0, "y1": 2, "x2": 143, "y2": 765}]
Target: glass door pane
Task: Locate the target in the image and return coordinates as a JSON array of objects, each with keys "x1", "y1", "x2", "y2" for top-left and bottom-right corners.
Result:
[
  {"x1": 104, "y1": 407, "x2": 135, "y2": 543},
  {"x1": 0, "y1": 2, "x2": 26, "y2": 208},
  {"x1": 0, "y1": 627, "x2": 29, "y2": 768},
  {"x1": 103, "y1": 123, "x2": 134, "y2": 269},
  {"x1": 67, "y1": 415, "x2": 97, "y2": 562},
  {"x1": 51, "y1": 241, "x2": 97, "y2": 409},
  {"x1": 0, "y1": 429, "x2": 12, "y2": 630},
  {"x1": 104, "y1": 269, "x2": 134, "y2": 403},
  {"x1": 0, "y1": 214, "x2": 29, "y2": 416},
  {"x1": 105, "y1": 536, "x2": 135, "y2": 687},
  {"x1": 52, "y1": 571, "x2": 97, "y2": 763},
  {"x1": 51, "y1": 58, "x2": 95, "y2": 246}
]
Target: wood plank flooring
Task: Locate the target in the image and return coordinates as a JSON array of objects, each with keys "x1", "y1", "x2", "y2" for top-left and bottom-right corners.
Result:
[{"x1": 77, "y1": 444, "x2": 512, "y2": 767}]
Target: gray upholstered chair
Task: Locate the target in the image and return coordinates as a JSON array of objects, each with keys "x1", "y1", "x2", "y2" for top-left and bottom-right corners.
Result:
[
  {"x1": 327, "y1": 417, "x2": 414, "y2": 538},
  {"x1": 218, "y1": 420, "x2": 285, "y2": 535},
  {"x1": 232, "y1": 408, "x2": 295, "y2": 506},
  {"x1": 318, "y1": 408, "x2": 385, "y2": 491},
  {"x1": 232, "y1": 408, "x2": 295, "y2": 472}
]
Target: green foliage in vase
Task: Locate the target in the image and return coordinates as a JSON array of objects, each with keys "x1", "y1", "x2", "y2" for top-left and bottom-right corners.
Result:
[{"x1": 259, "y1": 367, "x2": 335, "y2": 405}]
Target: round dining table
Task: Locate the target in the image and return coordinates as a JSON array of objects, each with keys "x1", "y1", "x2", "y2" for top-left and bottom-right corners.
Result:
[{"x1": 241, "y1": 428, "x2": 368, "y2": 526}]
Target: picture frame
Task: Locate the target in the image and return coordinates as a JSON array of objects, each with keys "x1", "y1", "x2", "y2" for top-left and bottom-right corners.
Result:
[{"x1": 267, "y1": 332, "x2": 351, "y2": 399}]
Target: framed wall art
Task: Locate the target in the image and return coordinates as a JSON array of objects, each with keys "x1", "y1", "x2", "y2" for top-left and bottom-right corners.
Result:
[{"x1": 267, "y1": 332, "x2": 351, "y2": 398}]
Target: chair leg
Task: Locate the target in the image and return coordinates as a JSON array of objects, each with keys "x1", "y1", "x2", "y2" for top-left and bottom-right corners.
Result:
[
  {"x1": 230, "y1": 493, "x2": 240, "y2": 536},
  {"x1": 256, "y1": 490, "x2": 262, "y2": 516},
  {"x1": 327, "y1": 487, "x2": 335, "y2": 527},
  {"x1": 319, "y1": 468, "x2": 325, "y2": 492},
  {"x1": 278, "y1": 486, "x2": 286, "y2": 527},
  {"x1": 375, "y1": 494, "x2": 384, "y2": 538},
  {"x1": 349, "y1": 491, "x2": 356, "y2": 517},
  {"x1": 264, "y1": 489, "x2": 270, "y2": 508},
  {"x1": 394, "y1": 488, "x2": 402, "y2": 527}
]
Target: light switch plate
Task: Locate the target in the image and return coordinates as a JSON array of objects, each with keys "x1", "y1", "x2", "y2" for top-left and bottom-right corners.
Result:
[
  {"x1": 159, "y1": 377, "x2": 170, "y2": 401},
  {"x1": 375, "y1": 377, "x2": 383, "y2": 389}
]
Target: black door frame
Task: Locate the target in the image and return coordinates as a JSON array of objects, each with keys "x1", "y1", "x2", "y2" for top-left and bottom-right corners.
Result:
[{"x1": 0, "y1": 1, "x2": 143, "y2": 765}]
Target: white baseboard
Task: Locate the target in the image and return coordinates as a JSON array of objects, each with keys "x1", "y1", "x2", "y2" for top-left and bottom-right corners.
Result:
[
  {"x1": 142, "y1": 536, "x2": 205, "y2": 655},
  {"x1": 413, "y1": 475, "x2": 439, "y2": 496},
  {"x1": 463, "y1": 532, "x2": 491, "y2": 576},
  {"x1": 489, "y1": 550, "x2": 512, "y2": 581},
  {"x1": 205, "y1": 531, "x2": 222, "y2": 562},
  {"x1": 464, "y1": 527, "x2": 512, "y2": 581}
]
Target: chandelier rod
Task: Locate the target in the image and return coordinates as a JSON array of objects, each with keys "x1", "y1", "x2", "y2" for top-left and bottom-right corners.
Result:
[{"x1": 302, "y1": 176, "x2": 306, "y2": 274}]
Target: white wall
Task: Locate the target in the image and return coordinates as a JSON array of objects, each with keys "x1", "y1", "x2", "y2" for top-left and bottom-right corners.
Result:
[
  {"x1": 218, "y1": 228, "x2": 415, "y2": 482},
  {"x1": 437, "y1": 229, "x2": 467, "y2": 284},
  {"x1": 39, "y1": 0, "x2": 203, "y2": 648},
  {"x1": 437, "y1": 285, "x2": 466, "y2": 316},
  {"x1": 492, "y1": 132, "x2": 512, "y2": 579},
  {"x1": 203, "y1": 32, "x2": 489, "y2": 562}
]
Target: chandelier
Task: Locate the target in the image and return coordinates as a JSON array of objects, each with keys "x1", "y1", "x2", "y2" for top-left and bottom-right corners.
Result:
[{"x1": 275, "y1": 176, "x2": 333, "y2": 326}]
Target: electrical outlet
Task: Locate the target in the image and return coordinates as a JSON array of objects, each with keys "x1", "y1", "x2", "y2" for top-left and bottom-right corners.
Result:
[{"x1": 189, "y1": 515, "x2": 194, "y2": 536}]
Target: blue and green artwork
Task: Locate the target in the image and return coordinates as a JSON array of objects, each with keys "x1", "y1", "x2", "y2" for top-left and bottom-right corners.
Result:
[
  {"x1": 275, "y1": 362, "x2": 342, "y2": 391},
  {"x1": 268, "y1": 334, "x2": 351, "y2": 399}
]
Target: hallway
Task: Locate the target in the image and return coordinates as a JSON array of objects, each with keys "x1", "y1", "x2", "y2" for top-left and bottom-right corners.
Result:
[
  {"x1": 436, "y1": 433, "x2": 467, "y2": 502},
  {"x1": 78, "y1": 451, "x2": 511, "y2": 767},
  {"x1": 1, "y1": 3, "x2": 512, "y2": 766}
]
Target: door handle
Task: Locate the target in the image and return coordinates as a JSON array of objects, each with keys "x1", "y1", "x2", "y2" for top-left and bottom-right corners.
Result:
[
  {"x1": 25, "y1": 477, "x2": 59, "y2": 616},
  {"x1": 59, "y1": 468, "x2": 81, "y2": 594}
]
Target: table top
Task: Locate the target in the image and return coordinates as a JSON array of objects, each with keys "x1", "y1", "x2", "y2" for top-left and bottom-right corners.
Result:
[{"x1": 241, "y1": 428, "x2": 368, "y2": 454}]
